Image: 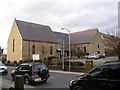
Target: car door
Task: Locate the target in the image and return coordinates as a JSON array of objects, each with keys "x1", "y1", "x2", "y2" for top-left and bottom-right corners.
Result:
[
  {"x1": 107, "y1": 64, "x2": 120, "y2": 90},
  {"x1": 84, "y1": 65, "x2": 109, "y2": 90},
  {"x1": 14, "y1": 65, "x2": 23, "y2": 75}
]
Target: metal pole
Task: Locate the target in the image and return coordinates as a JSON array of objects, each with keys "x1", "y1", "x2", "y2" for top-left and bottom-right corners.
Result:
[
  {"x1": 62, "y1": 52, "x2": 64, "y2": 70},
  {"x1": 68, "y1": 31, "x2": 71, "y2": 71},
  {"x1": 61, "y1": 28, "x2": 71, "y2": 71},
  {"x1": 62, "y1": 40, "x2": 65, "y2": 70}
]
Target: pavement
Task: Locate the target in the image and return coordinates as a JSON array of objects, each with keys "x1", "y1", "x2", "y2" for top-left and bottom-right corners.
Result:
[
  {"x1": 8, "y1": 66, "x2": 85, "y2": 75},
  {"x1": 49, "y1": 70, "x2": 85, "y2": 75}
]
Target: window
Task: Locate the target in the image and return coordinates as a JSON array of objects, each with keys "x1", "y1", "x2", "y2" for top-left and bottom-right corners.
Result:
[
  {"x1": 33, "y1": 64, "x2": 47, "y2": 71},
  {"x1": 24, "y1": 65, "x2": 31, "y2": 70},
  {"x1": 42, "y1": 46, "x2": 45, "y2": 56},
  {"x1": 78, "y1": 47, "x2": 80, "y2": 51},
  {"x1": 89, "y1": 65, "x2": 108, "y2": 79},
  {"x1": 13, "y1": 39, "x2": 15, "y2": 52},
  {"x1": 50, "y1": 46, "x2": 53, "y2": 55},
  {"x1": 108, "y1": 65, "x2": 120, "y2": 80},
  {"x1": 98, "y1": 44, "x2": 99, "y2": 49},
  {"x1": 32, "y1": 45, "x2": 35, "y2": 54},
  {"x1": 17, "y1": 65, "x2": 22, "y2": 71},
  {"x1": 84, "y1": 47, "x2": 86, "y2": 53}
]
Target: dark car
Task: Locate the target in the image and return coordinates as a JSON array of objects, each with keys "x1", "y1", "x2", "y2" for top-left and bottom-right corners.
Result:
[
  {"x1": 11, "y1": 62, "x2": 50, "y2": 85},
  {"x1": 69, "y1": 62, "x2": 120, "y2": 90}
]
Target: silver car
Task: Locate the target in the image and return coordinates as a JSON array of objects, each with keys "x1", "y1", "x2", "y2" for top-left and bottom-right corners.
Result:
[{"x1": 0, "y1": 62, "x2": 8, "y2": 75}]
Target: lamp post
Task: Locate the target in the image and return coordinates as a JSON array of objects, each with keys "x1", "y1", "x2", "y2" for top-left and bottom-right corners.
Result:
[{"x1": 61, "y1": 28, "x2": 71, "y2": 71}]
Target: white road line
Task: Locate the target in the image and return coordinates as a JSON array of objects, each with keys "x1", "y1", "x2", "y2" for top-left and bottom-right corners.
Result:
[{"x1": 50, "y1": 76, "x2": 54, "y2": 78}]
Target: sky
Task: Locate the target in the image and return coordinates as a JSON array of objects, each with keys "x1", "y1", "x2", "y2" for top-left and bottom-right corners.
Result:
[{"x1": 0, "y1": 0, "x2": 119, "y2": 52}]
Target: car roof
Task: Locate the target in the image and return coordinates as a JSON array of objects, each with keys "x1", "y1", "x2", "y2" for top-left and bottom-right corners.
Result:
[
  {"x1": 21, "y1": 62, "x2": 44, "y2": 66},
  {"x1": 99, "y1": 62, "x2": 120, "y2": 67}
]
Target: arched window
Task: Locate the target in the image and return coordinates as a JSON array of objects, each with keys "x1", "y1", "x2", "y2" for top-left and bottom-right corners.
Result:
[
  {"x1": 13, "y1": 39, "x2": 15, "y2": 52},
  {"x1": 50, "y1": 46, "x2": 53, "y2": 55},
  {"x1": 78, "y1": 47, "x2": 80, "y2": 51},
  {"x1": 32, "y1": 45, "x2": 35, "y2": 54},
  {"x1": 84, "y1": 47, "x2": 86, "y2": 53},
  {"x1": 98, "y1": 44, "x2": 99, "y2": 49}
]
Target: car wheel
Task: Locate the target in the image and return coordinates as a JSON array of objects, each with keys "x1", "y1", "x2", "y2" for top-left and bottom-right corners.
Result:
[
  {"x1": 5, "y1": 71, "x2": 8, "y2": 74},
  {"x1": 74, "y1": 85, "x2": 83, "y2": 90},
  {"x1": 24, "y1": 77, "x2": 30, "y2": 85}
]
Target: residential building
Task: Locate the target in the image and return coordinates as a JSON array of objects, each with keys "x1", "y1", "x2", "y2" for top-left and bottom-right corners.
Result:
[
  {"x1": 70, "y1": 29, "x2": 105, "y2": 57},
  {"x1": 101, "y1": 33, "x2": 119, "y2": 56}
]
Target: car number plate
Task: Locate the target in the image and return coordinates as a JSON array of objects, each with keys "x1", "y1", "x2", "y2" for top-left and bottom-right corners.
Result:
[{"x1": 35, "y1": 78, "x2": 41, "y2": 81}]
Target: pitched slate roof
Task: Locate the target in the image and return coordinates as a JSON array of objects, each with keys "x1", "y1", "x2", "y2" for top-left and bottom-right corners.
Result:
[
  {"x1": 15, "y1": 20, "x2": 58, "y2": 43},
  {"x1": 54, "y1": 32, "x2": 69, "y2": 51},
  {"x1": 70, "y1": 29, "x2": 98, "y2": 44}
]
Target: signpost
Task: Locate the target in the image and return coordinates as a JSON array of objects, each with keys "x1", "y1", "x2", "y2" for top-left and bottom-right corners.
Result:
[
  {"x1": 60, "y1": 40, "x2": 65, "y2": 70},
  {"x1": 32, "y1": 54, "x2": 39, "y2": 61}
]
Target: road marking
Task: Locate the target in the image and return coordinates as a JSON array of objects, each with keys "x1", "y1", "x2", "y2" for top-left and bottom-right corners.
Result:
[{"x1": 50, "y1": 76, "x2": 54, "y2": 78}]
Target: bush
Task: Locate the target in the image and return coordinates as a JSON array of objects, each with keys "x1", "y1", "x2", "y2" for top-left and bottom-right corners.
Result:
[
  {"x1": 14, "y1": 61, "x2": 17, "y2": 64},
  {"x1": 48, "y1": 65, "x2": 62, "y2": 70},
  {"x1": 64, "y1": 61, "x2": 69, "y2": 66},
  {"x1": 19, "y1": 60, "x2": 23, "y2": 64},
  {"x1": 48, "y1": 56, "x2": 56, "y2": 60},
  {"x1": 71, "y1": 66, "x2": 85, "y2": 72},
  {"x1": 71, "y1": 62, "x2": 84, "y2": 66},
  {"x1": 7, "y1": 60, "x2": 10, "y2": 64}
]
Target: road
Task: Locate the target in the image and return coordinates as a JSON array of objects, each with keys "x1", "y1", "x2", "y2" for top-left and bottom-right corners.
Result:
[{"x1": 1, "y1": 67, "x2": 79, "y2": 89}]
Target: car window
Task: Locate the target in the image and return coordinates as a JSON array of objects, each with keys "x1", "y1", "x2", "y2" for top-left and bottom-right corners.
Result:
[
  {"x1": 108, "y1": 65, "x2": 120, "y2": 80},
  {"x1": 17, "y1": 65, "x2": 23, "y2": 70},
  {"x1": 22, "y1": 65, "x2": 31, "y2": 70},
  {"x1": 33, "y1": 64, "x2": 47, "y2": 71},
  {"x1": 89, "y1": 65, "x2": 108, "y2": 79}
]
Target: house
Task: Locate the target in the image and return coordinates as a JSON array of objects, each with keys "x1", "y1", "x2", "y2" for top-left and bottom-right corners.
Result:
[
  {"x1": 70, "y1": 29, "x2": 105, "y2": 57},
  {"x1": 7, "y1": 20, "x2": 60, "y2": 62},
  {"x1": 101, "y1": 33, "x2": 119, "y2": 56}
]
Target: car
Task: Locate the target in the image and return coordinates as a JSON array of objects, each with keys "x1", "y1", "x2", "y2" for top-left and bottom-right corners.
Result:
[
  {"x1": 0, "y1": 62, "x2": 8, "y2": 75},
  {"x1": 98, "y1": 54, "x2": 105, "y2": 58},
  {"x1": 69, "y1": 62, "x2": 120, "y2": 90},
  {"x1": 11, "y1": 62, "x2": 50, "y2": 85},
  {"x1": 85, "y1": 54, "x2": 99, "y2": 59}
]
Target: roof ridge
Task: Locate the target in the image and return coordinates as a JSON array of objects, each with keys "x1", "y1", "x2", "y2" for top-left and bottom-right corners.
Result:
[
  {"x1": 53, "y1": 31, "x2": 68, "y2": 35},
  {"x1": 71, "y1": 28, "x2": 98, "y2": 34},
  {"x1": 15, "y1": 19, "x2": 49, "y2": 27},
  {"x1": 14, "y1": 19, "x2": 58, "y2": 43}
]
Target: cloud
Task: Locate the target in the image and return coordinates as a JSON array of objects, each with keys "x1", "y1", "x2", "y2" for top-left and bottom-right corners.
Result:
[{"x1": 0, "y1": 0, "x2": 119, "y2": 49}]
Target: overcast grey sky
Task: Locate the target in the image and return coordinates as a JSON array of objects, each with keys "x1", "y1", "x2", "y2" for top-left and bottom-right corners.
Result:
[{"x1": 0, "y1": 0, "x2": 119, "y2": 50}]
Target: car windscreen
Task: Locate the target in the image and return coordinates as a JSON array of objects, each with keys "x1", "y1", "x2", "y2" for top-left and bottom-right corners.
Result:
[{"x1": 33, "y1": 64, "x2": 47, "y2": 71}]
